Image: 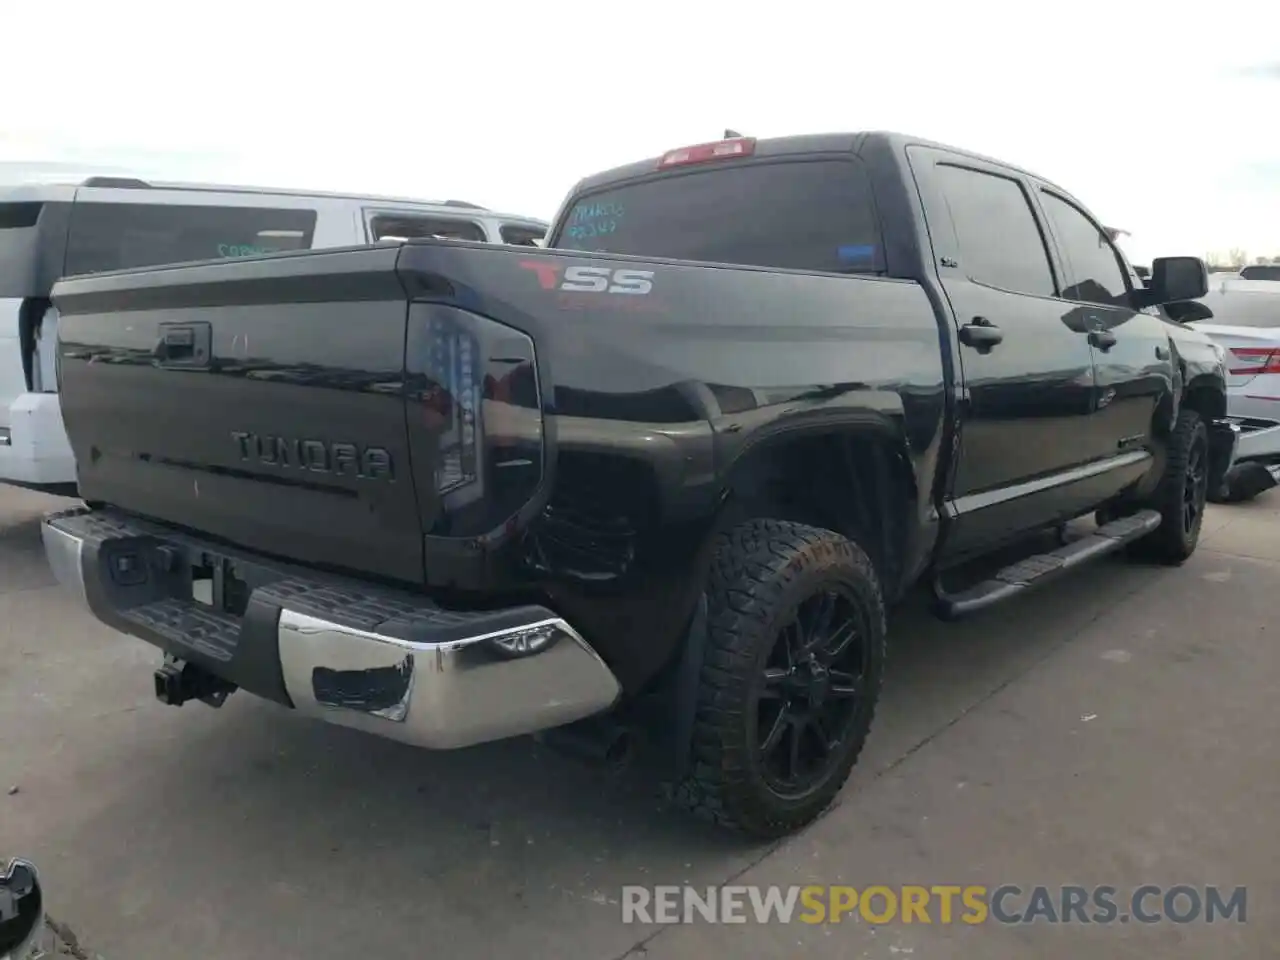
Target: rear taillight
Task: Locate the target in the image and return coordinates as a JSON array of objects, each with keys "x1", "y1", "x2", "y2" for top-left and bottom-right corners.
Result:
[
  {"x1": 424, "y1": 318, "x2": 481, "y2": 494},
  {"x1": 1227, "y1": 346, "x2": 1280, "y2": 376},
  {"x1": 658, "y1": 137, "x2": 756, "y2": 169},
  {"x1": 408, "y1": 305, "x2": 544, "y2": 538}
]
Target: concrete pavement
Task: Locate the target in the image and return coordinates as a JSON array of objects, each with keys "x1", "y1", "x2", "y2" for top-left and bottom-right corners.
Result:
[{"x1": 1, "y1": 485, "x2": 1276, "y2": 959}]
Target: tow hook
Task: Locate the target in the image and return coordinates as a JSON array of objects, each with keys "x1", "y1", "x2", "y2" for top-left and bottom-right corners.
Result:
[{"x1": 153, "y1": 656, "x2": 237, "y2": 708}]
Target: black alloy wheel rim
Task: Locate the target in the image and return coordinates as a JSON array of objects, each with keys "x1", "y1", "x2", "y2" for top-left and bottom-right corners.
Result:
[
  {"x1": 754, "y1": 587, "x2": 869, "y2": 797},
  {"x1": 1183, "y1": 438, "x2": 1207, "y2": 535}
]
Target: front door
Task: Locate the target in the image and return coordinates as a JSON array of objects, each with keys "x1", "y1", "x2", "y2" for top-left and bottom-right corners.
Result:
[
  {"x1": 1033, "y1": 187, "x2": 1177, "y2": 468},
  {"x1": 909, "y1": 149, "x2": 1100, "y2": 560}
]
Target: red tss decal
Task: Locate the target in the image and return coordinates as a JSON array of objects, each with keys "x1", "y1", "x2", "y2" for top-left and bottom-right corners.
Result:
[{"x1": 519, "y1": 260, "x2": 654, "y2": 295}]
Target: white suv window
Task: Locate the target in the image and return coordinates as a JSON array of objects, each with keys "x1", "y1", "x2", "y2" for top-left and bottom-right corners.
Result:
[
  {"x1": 368, "y1": 214, "x2": 486, "y2": 243},
  {"x1": 65, "y1": 203, "x2": 318, "y2": 275},
  {"x1": 500, "y1": 223, "x2": 545, "y2": 247}
]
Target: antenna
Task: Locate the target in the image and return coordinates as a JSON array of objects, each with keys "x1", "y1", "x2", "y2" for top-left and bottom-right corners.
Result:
[{"x1": 724, "y1": 129, "x2": 745, "y2": 139}]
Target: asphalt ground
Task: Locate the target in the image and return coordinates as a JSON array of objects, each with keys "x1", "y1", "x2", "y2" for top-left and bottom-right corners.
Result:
[{"x1": 2, "y1": 484, "x2": 1276, "y2": 959}]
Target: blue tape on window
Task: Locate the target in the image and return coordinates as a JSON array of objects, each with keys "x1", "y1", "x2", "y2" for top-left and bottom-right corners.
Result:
[{"x1": 837, "y1": 244, "x2": 877, "y2": 262}]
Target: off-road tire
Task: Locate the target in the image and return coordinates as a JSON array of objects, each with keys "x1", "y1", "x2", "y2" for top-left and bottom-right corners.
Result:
[
  {"x1": 669, "y1": 519, "x2": 886, "y2": 839},
  {"x1": 1128, "y1": 408, "x2": 1210, "y2": 564}
]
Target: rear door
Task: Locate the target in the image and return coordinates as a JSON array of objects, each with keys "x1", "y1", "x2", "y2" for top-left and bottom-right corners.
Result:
[{"x1": 908, "y1": 148, "x2": 1101, "y2": 558}]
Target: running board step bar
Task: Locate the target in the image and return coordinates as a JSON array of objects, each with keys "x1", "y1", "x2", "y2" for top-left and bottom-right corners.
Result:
[{"x1": 932, "y1": 510, "x2": 1162, "y2": 621}]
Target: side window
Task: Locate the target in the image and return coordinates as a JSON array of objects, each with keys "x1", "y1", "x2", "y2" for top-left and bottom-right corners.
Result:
[
  {"x1": 64, "y1": 203, "x2": 318, "y2": 276},
  {"x1": 933, "y1": 164, "x2": 1056, "y2": 297},
  {"x1": 368, "y1": 214, "x2": 486, "y2": 243},
  {"x1": 1240, "y1": 265, "x2": 1280, "y2": 281},
  {"x1": 0, "y1": 202, "x2": 49, "y2": 297},
  {"x1": 500, "y1": 224, "x2": 546, "y2": 247},
  {"x1": 1038, "y1": 192, "x2": 1129, "y2": 307}
]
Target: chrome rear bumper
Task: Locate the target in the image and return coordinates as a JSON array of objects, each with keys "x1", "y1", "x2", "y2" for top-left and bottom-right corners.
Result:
[
  {"x1": 1230, "y1": 415, "x2": 1280, "y2": 462},
  {"x1": 276, "y1": 610, "x2": 620, "y2": 749},
  {"x1": 41, "y1": 507, "x2": 621, "y2": 750}
]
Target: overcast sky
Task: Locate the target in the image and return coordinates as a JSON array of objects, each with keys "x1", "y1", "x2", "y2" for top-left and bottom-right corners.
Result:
[{"x1": 5, "y1": 1, "x2": 1278, "y2": 265}]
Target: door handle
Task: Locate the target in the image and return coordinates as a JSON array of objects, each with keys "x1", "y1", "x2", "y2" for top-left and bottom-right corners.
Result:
[
  {"x1": 1088, "y1": 329, "x2": 1117, "y2": 351},
  {"x1": 155, "y1": 321, "x2": 212, "y2": 369},
  {"x1": 958, "y1": 316, "x2": 1003, "y2": 353}
]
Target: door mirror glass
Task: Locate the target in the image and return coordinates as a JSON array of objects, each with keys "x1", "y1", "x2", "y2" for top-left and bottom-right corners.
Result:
[{"x1": 1148, "y1": 256, "x2": 1209, "y2": 304}]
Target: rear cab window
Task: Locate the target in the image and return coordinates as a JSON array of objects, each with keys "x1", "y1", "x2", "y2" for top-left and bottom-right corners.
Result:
[
  {"x1": 551, "y1": 158, "x2": 886, "y2": 275},
  {"x1": 64, "y1": 202, "x2": 318, "y2": 275}
]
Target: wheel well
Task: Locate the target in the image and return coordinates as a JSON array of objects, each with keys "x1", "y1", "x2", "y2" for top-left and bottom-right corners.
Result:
[
  {"x1": 1182, "y1": 378, "x2": 1226, "y2": 421},
  {"x1": 722, "y1": 431, "x2": 915, "y2": 598}
]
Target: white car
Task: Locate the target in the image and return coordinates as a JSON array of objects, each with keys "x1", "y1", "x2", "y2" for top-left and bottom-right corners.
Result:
[{"x1": 1189, "y1": 282, "x2": 1280, "y2": 501}]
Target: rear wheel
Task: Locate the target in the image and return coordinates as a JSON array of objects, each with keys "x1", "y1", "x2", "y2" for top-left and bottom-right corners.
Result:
[
  {"x1": 669, "y1": 519, "x2": 886, "y2": 839},
  {"x1": 1128, "y1": 409, "x2": 1210, "y2": 564}
]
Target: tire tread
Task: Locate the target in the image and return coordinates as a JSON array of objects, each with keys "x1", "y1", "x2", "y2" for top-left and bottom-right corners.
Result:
[
  {"x1": 669, "y1": 519, "x2": 886, "y2": 838},
  {"x1": 1129, "y1": 408, "x2": 1208, "y2": 565}
]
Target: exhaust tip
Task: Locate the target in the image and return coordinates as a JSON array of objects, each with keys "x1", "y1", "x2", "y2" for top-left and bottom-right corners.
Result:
[{"x1": 539, "y1": 716, "x2": 634, "y2": 769}]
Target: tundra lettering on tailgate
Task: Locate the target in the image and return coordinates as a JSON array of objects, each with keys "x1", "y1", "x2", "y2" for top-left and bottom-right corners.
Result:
[
  {"x1": 519, "y1": 259, "x2": 654, "y2": 295},
  {"x1": 232, "y1": 431, "x2": 394, "y2": 480}
]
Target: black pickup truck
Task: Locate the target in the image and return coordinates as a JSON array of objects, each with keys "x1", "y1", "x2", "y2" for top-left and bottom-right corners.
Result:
[{"x1": 42, "y1": 132, "x2": 1234, "y2": 839}]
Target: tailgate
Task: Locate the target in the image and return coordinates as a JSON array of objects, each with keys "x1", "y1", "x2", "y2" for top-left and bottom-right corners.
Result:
[{"x1": 52, "y1": 245, "x2": 425, "y2": 583}]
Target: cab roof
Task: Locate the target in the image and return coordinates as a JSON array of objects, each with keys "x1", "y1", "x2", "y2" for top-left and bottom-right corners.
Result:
[
  {"x1": 567, "y1": 130, "x2": 1068, "y2": 198},
  {"x1": 0, "y1": 172, "x2": 547, "y2": 226}
]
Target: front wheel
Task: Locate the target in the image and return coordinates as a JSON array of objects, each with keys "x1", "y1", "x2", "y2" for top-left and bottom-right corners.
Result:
[
  {"x1": 669, "y1": 519, "x2": 887, "y2": 839},
  {"x1": 1129, "y1": 409, "x2": 1210, "y2": 564}
]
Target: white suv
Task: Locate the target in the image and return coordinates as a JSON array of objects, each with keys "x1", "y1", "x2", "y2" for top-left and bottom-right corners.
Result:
[{"x1": 0, "y1": 176, "x2": 547, "y2": 492}]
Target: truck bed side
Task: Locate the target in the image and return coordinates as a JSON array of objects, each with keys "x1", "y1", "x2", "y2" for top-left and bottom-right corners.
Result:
[{"x1": 52, "y1": 239, "x2": 948, "y2": 690}]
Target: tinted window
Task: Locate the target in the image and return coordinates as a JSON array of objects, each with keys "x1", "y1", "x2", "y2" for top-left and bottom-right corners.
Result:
[
  {"x1": 64, "y1": 202, "x2": 317, "y2": 276},
  {"x1": 369, "y1": 215, "x2": 486, "y2": 243},
  {"x1": 500, "y1": 223, "x2": 545, "y2": 246},
  {"x1": 1240, "y1": 265, "x2": 1280, "y2": 281},
  {"x1": 553, "y1": 159, "x2": 885, "y2": 274},
  {"x1": 0, "y1": 201, "x2": 80, "y2": 297},
  {"x1": 1039, "y1": 192, "x2": 1129, "y2": 306},
  {"x1": 934, "y1": 164, "x2": 1055, "y2": 297},
  {"x1": 0, "y1": 203, "x2": 50, "y2": 297}
]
